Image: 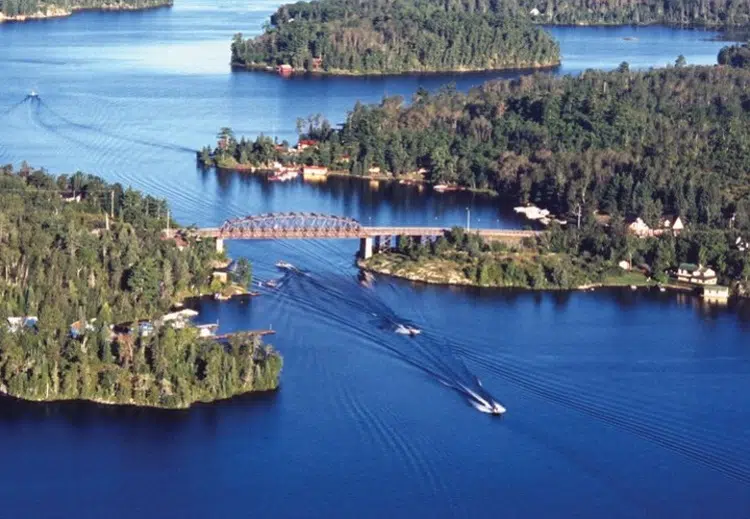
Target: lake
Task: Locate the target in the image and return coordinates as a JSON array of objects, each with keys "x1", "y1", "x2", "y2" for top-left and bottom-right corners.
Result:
[{"x1": 0, "y1": 2, "x2": 749, "y2": 518}]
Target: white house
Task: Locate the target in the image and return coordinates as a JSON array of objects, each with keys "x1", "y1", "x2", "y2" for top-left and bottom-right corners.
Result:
[
  {"x1": 529, "y1": 8, "x2": 541, "y2": 16},
  {"x1": 628, "y1": 217, "x2": 652, "y2": 237},
  {"x1": 676, "y1": 263, "x2": 717, "y2": 285}
]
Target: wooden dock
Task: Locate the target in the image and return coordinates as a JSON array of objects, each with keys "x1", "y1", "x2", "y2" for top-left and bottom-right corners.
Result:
[{"x1": 213, "y1": 329, "x2": 276, "y2": 340}]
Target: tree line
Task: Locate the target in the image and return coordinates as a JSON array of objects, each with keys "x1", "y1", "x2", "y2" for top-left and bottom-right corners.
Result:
[
  {"x1": 0, "y1": 0, "x2": 170, "y2": 17},
  {"x1": 0, "y1": 164, "x2": 281, "y2": 408},
  {"x1": 231, "y1": 0, "x2": 560, "y2": 75},
  {"x1": 516, "y1": 0, "x2": 750, "y2": 27}
]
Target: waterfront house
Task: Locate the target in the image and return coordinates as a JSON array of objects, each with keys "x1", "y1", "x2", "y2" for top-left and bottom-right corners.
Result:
[
  {"x1": 618, "y1": 260, "x2": 631, "y2": 271},
  {"x1": 302, "y1": 165, "x2": 328, "y2": 179},
  {"x1": 277, "y1": 64, "x2": 293, "y2": 76},
  {"x1": 158, "y1": 309, "x2": 199, "y2": 329},
  {"x1": 196, "y1": 323, "x2": 219, "y2": 338},
  {"x1": 703, "y1": 285, "x2": 730, "y2": 301},
  {"x1": 212, "y1": 270, "x2": 229, "y2": 284},
  {"x1": 676, "y1": 263, "x2": 718, "y2": 285}
]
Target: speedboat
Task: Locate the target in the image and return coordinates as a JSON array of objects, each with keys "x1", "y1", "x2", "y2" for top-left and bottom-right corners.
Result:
[
  {"x1": 395, "y1": 324, "x2": 421, "y2": 336},
  {"x1": 265, "y1": 279, "x2": 278, "y2": 288},
  {"x1": 28, "y1": 90, "x2": 38, "y2": 98},
  {"x1": 275, "y1": 260, "x2": 294, "y2": 270},
  {"x1": 490, "y1": 401, "x2": 507, "y2": 415}
]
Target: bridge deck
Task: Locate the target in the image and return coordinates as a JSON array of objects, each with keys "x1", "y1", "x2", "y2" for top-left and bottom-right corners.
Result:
[{"x1": 188, "y1": 226, "x2": 539, "y2": 239}]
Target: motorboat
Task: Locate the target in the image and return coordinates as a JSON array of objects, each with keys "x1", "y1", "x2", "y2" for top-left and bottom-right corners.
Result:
[
  {"x1": 265, "y1": 279, "x2": 279, "y2": 288},
  {"x1": 490, "y1": 401, "x2": 507, "y2": 415},
  {"x1": 28, "y1": 90, "x2": 38, "y2": 98},
  {"x1": 275, "y1": 260, "x2": 294, "y2": 270},
  {"x1": 395, "y1": 324, "x2": 421, "y2": 336}
]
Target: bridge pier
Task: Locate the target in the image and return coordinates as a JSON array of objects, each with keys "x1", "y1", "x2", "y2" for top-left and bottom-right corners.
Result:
[
  {"x1": 215, "y1": 238, "x2": 225, "y2": 254},
  {"x1": 359, "y1": 237, "x2": 373, "y2": 259}
]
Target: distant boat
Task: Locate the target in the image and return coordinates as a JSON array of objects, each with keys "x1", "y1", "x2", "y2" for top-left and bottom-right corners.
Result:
[
  {"x1": 630, "y1": 285, "x2": 637, "y2": 291},
  {"x1": 28, "y1": 90, "x2": 38, "y2": 98},
  {"x1": 275, "y1": 260, "x2": 294, "y2": 270},
  {"x1": 264, "y1": 279, "x2": 279, "y2": 288}
]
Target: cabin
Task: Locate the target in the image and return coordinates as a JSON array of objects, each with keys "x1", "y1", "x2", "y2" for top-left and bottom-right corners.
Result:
[
  {"x1": 628, "y1": 217, "x2": 652, "y2": 237},
  {"x1": 277, "y1": 64, "x2": 293, "y2": 75},
  {"x1": 302, "y1": 165, "x2": 328, "y2": 179},
  {"x1": 661, "y1": 216, "x2": 685, "y2": 235},
  {"x1": 618, "y1": 260, "x2": 631, "y2": 271},
  {"x1": 212, "y1": 270, "x2": 229, "y2": 284},
  {"x1": 676, "y1": 263, "x2": 718, "y2": 285},
  {"x1": 7, "y1": 316, "x2": 38, "y2": 333},
  {"x1": 70, "y1": 319, "x2": 96, "y2": 339},
  {"x1": 703, "y1": 285, "x2": 730, "y2": 301}
]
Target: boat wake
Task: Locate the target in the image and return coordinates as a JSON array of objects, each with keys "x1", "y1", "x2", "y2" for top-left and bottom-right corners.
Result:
[{"x1": 257, "y1": 250, "x2": 507, "y2": 416}]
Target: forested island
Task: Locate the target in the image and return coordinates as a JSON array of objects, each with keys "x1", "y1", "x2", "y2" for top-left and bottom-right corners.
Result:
[
  {"x1": 230, "y1": 0, "x2": 560, "y2": 75},
  {"x1": 0, "y1": 164, "x2": 282, "y2": 409},
  {"x1": 0, "y1": 0, "x2": 171, "y2": 21}
]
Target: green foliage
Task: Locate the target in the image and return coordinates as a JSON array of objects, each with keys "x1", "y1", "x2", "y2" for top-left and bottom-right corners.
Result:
[
  {"x1": 231, "y1": 0, "x2": 560, "y2": 74},
  {"x1": 268, "y1": 65, "x2": 750, "y2": 230},
  {"x1": 718, "y1": 44, "x2": 750, "y2": 68},
  {"x1": 0, "y1": 165, "x2": 281, "y2": 408},
  {"x1": 517, "y1": 0, "x2": 750, "y2": 27},
  {"x1": 0, "y1": 0, "x2": 171, "y2": 17}
]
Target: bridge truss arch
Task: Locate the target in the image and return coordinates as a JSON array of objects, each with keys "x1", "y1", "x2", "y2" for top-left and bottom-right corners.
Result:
[{"x1": 218, "y1": 212, "x2": 364, "y2": 238}]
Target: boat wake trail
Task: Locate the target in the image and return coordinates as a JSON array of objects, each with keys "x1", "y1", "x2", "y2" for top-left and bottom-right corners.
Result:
[
  {"x1": 35, "y1": 98, "x2": 196, "y2": 154},
  {"x1": 265, "y1": 258, "x2": 506, "y2": 416}
]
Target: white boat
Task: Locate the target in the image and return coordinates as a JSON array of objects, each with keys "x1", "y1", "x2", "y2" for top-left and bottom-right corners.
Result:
[
  {"x1": 275, "y1": 260, "x2": 294, "y2": 270},
  {"x1": 394, "y1": 324, "x2": 421, "y2": 336},
  {"x1": 264, "y1": 279, "x2": 279, "y2": 288},
  {"x1": 28, "y1": 90, "x2": 38, "y2": 98},
  {"x1": 630, "y1": 285, "x2": 637, "y2": 290}
]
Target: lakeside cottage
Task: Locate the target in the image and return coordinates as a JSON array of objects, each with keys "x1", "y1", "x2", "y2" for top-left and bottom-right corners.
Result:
[{"x1": 676, "y1": 263, "x2": 718, "y2": 285}]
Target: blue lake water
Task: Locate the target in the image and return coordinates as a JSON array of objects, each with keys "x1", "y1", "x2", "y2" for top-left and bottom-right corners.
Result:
[{"x1": 0, "y1": 2, "x2": 749, "y2": 517}]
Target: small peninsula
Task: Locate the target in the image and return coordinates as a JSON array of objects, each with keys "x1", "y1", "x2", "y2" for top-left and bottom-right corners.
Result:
[
  {"x1": 0, "y1": 0, "x2": 172, "y2": 23},
  {"x1": 0, "y1": 164, "x2": 282, "y2": 409},
  {"x1": 230, "y1": 0, "x2": 560, "y2": 75}
]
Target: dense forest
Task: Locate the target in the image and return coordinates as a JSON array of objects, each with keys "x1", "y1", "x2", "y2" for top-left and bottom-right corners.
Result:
[
  {"x1": 369, "y1": 222, "x2": 750, "y2": 293},
  {"x1": 516, "y1": 0, "x2": 750, "y2": 27},
  {"x1": 0, "y1": 164, "x2": 282, "y2": 408},
  {"x1": 231, "y1": 0, "x2": 560, "y2": 74},
  {"x1": 718, "y1": 43, "x2": 750, "y2": 68},
  {"x1": 260, "y1": 61, "x2": 748, "y2": 233},
  {"x1": 0, "y1": 0, "x2": 170, "y2": 18}
]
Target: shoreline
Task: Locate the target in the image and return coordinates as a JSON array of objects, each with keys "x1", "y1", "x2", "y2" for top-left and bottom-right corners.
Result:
[
  {"x1": 212, "y1": 162, "x2": 501, "y2": 197},
  {"x1": 0, "y1": 1, "x2": 172, "y2": 24},
  {"x1": 230, "y1": 61, "x2": 561, "y2": 78},
  {"x1": 358, "y1": 256, "x2": 730, "y2": 297}
]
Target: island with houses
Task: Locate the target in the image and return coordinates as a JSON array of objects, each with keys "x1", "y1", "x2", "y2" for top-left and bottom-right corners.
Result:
[{"x1": 0, "y1": 164, "x2": 281, "y2": 409}]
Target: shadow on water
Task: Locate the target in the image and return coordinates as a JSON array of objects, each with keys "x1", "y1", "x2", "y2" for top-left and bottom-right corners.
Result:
[{"x1": 0, "y1": 389, "x2": 280, "y2": 430}]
